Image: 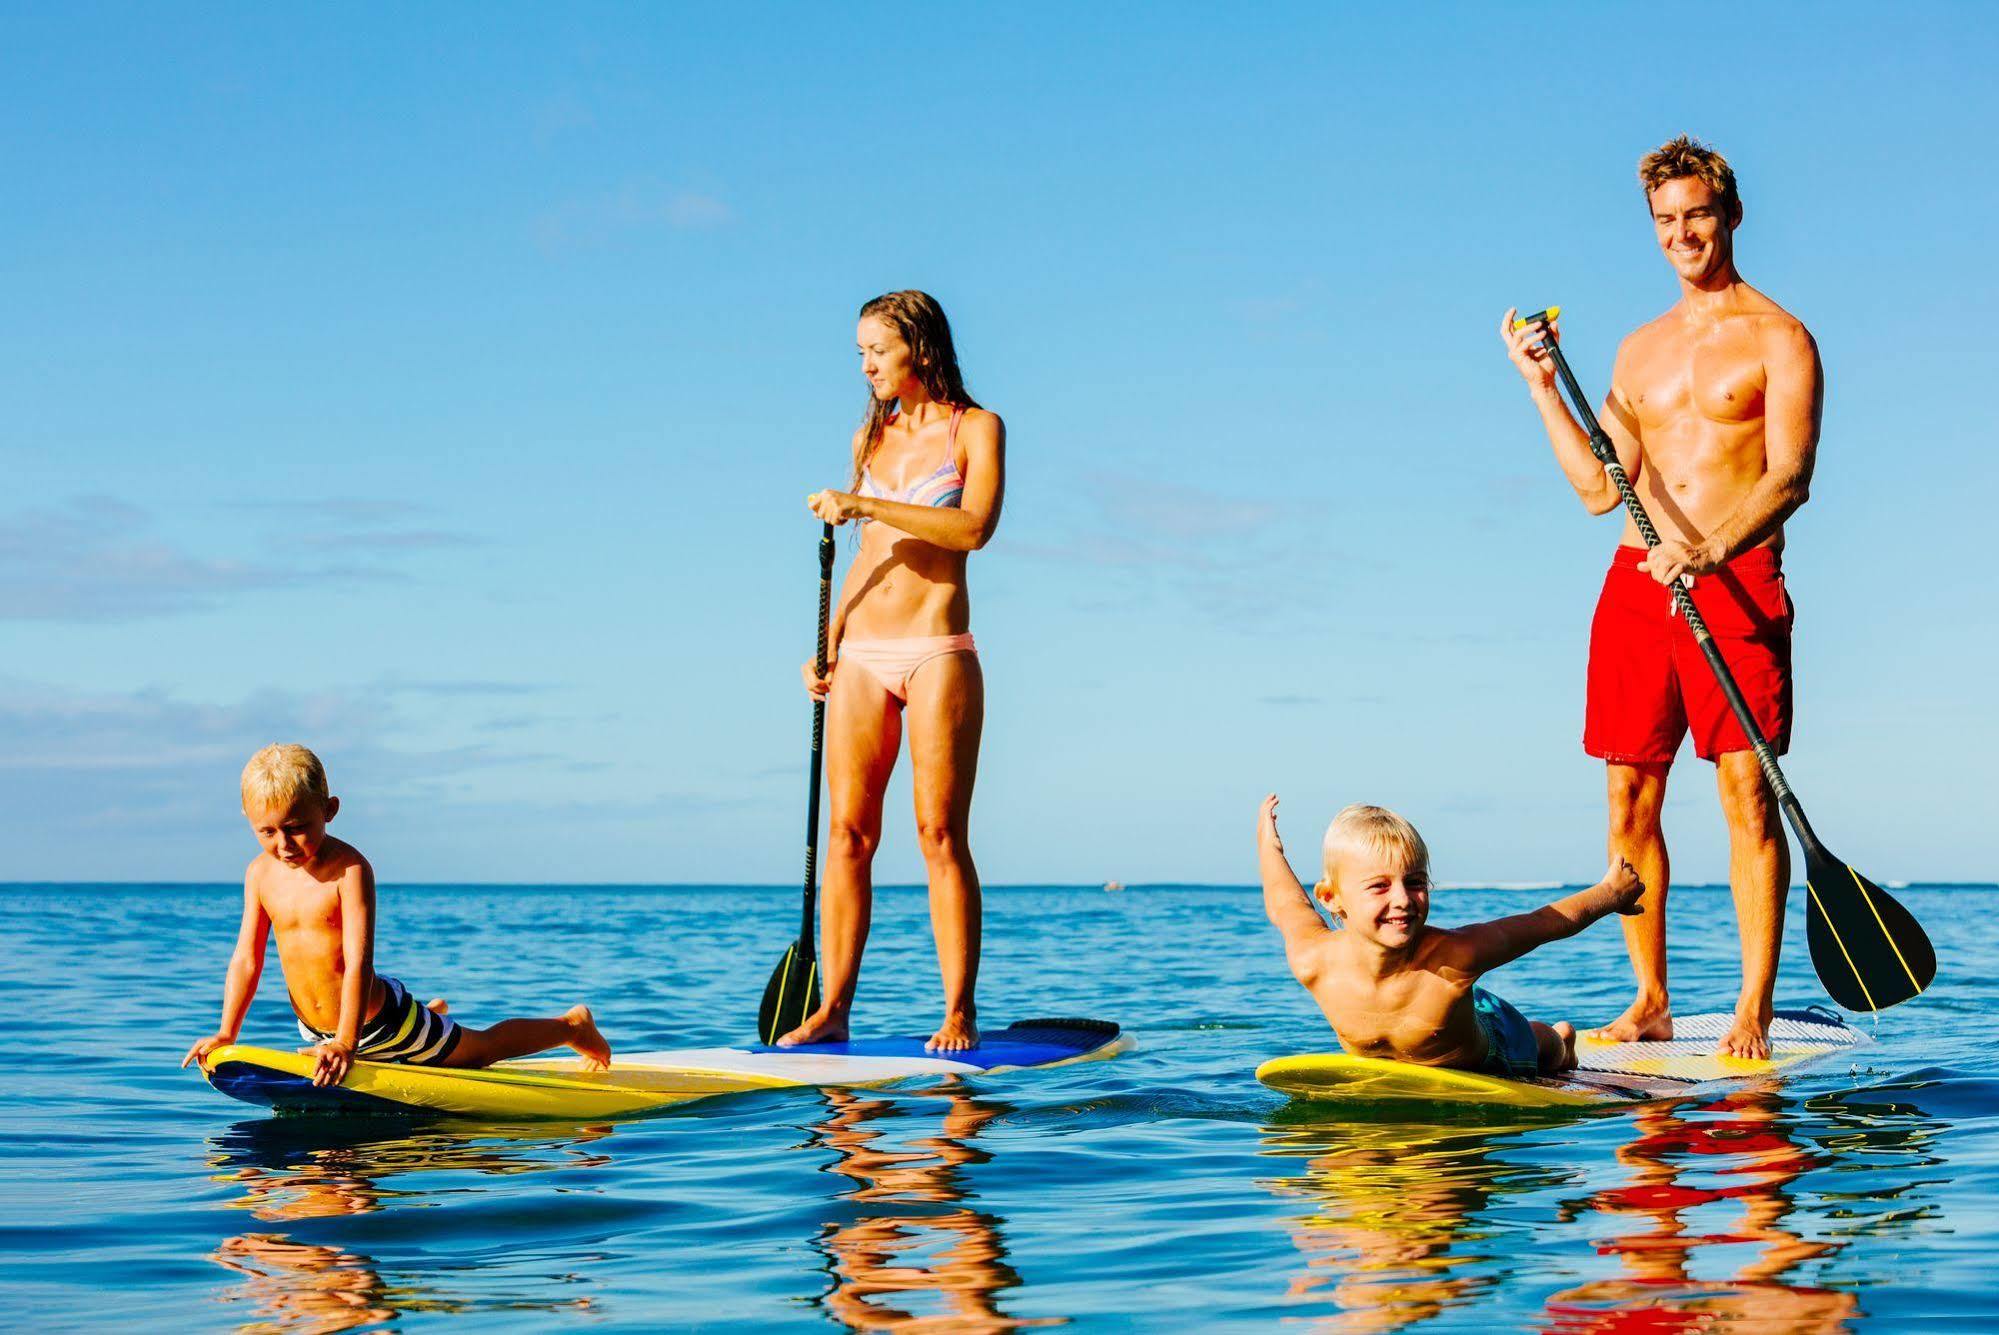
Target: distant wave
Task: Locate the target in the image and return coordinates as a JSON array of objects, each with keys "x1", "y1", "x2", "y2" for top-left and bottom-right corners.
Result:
[{"x1": 1437, "y1": 881, "x2": 1566, "y2": 892}]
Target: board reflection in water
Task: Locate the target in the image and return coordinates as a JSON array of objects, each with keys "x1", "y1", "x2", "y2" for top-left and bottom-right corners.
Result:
[
  {"x1": 203, "y1": 1117, "x2": 613, "y2": 1328},
  {"x1": 1261, "y1": 1085, "x2": 1948, "y2": 1332}
]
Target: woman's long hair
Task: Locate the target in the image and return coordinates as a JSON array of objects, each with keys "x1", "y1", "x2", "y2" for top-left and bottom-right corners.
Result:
[{"x1": 852, "y1": 290, "x2": 978, "y2": 490}]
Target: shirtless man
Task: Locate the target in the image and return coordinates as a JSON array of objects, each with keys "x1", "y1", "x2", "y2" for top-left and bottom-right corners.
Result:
[{"x1": 1500, "y1": 135, "x2": 1823, "y2": 1059}]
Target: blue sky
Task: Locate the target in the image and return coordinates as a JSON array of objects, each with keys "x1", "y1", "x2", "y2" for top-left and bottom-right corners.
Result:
[{"x1": 4, "y1": 5, "x2": 1994, "y2": 884}]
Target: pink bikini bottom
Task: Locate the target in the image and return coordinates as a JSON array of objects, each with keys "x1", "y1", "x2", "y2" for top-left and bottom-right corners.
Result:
[{"x1": 838, "y1": 633, "x2": 978, "y2": 702}]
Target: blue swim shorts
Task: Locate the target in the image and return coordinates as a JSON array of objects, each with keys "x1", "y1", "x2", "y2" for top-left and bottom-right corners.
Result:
[{"x1": 1471, "y1": 986, "x2": 1540, "y2": 1077}]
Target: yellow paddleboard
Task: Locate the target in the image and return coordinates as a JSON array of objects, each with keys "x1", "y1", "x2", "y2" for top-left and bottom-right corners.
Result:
[
  {"x1": 1257, "y1": 1009, "x2": 1866, "y2": 1109},
  {"x1": 203, "y1": 1019, "x2": 1133, "y2": 1120}
]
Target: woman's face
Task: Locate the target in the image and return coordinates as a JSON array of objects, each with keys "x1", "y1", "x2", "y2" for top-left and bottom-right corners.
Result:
[{"x1": 856, "y1": 315, "x2": 917, "y2": 402}]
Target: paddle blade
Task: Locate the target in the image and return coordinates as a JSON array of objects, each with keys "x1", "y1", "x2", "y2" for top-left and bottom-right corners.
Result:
[
  {"x1": 757, "y1": 942, "x2": 821, "y2": 1045},
  {"x1": 1803, "y1": 847, "x2": 1935, "y2": 1012}
]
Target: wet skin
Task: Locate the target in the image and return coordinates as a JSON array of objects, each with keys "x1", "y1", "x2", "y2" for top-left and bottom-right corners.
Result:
[
  {"x1": 783, "y1": 314, "x2": 1005, "y2": 1053},
  {"x1": 1257, "y1": 795, "x2": 1643, "y2": 1074},
  {"x1": 1501, "y1": 172, "x2": 1824, "y2": 1060}
]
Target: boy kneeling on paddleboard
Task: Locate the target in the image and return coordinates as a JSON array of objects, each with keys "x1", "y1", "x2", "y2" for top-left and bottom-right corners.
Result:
[
  {"x1": 182, "y1": 744, "x2": 611, "y2": 1087},
  {"x1": 1257, "y1": 796, "x2": 1641, "y2": 1076}
]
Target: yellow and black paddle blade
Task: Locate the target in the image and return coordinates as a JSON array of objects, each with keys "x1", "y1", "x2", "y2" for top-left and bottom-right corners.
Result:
[
  {"x1": 1803, "y1": 844, "x2": 1935, "y2": 1012},
  {"x1": 757, "y1": 942, "x2": 821, "y2": 1045}
]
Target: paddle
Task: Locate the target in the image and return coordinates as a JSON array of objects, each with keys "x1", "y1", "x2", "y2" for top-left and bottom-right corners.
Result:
[
  {"x1": 1516, "y1": 308, "x2": 1934, "y2": 1012},
  {"x1": 759, "y1": 521, "x2": 836, "y2": 1043}
]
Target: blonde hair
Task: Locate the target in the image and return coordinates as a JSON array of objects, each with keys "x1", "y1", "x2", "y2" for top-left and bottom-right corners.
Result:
[
  {"x1": 1321, "y1": 804, "x2": 1430, "y2": 887},
  {"x1": 241, "y1": 744, "x2": 330, "y2": 810},
  {"x1": 1638, "y1": 134, "x2": 1739, "y2": 215}
]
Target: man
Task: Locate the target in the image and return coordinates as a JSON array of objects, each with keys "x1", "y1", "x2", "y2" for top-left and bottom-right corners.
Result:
[{"x1": 1500, "y1": 135, "x2": 1823, "y2": 1059}]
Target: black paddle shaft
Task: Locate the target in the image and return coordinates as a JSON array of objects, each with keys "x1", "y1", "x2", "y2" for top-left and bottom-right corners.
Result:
[
  {"x1": 1524, "y1": 313, "x2": 1825, "y2": 859},
  {"x1": 799, "y1": 521, "x2": 836, "y2": 954}
]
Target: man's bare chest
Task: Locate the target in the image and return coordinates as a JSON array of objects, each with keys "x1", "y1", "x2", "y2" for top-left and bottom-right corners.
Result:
[{"x1": 1628, "y1": 338, "x2": 1768, "y2": 431}]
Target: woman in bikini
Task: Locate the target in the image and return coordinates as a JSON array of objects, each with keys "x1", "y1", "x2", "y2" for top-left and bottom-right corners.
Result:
[{"x1": 782, "y1": 290, "x2": 1005, "y2": 1053}]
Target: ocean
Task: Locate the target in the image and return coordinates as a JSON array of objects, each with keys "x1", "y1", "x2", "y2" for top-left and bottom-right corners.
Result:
[{"x1": 3, "y1": 882, "x2": 1993, "y2": 1331}]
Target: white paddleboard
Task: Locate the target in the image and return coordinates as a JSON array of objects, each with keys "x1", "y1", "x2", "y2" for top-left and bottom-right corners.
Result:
[{"x1": 204, "y1": 1018, "x2": 1132, "y2": 1119}]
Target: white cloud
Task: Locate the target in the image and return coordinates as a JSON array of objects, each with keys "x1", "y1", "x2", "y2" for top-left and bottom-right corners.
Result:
[
  {"x1": 0, "y1": 496, "x2": 477, "y2": 624},
  {"x1": 532, "y1": 179, "x2": 735, "y2": 252},
  {"x1": 0, "y1": 676, "x2": 752, "y2": 879}
]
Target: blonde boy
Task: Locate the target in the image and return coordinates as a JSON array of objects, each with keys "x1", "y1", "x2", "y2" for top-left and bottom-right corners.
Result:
[
  {"x1": 1257, "y1": 795, "x2": 1642, "y2": 1076},
  {"x1": 182, "y1": 744, "x2": 611, "y2": 1087}
]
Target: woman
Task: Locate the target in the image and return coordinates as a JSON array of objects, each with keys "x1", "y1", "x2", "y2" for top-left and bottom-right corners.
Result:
[{"x1": 782, "y1": 290, "x2": 1005, "y2": 1052}]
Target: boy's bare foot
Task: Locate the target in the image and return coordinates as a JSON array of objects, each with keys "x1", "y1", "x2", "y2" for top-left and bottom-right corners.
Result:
[
  {"x1": 564, "y1": 1005, "x2": 611, "y2": 1070},
  {"x1": 1717, "y1": 1006, "x2": 1772, "y2": 1061},
  {"x1": 926, "y1": 1011, "x2": 978, "y2": 1052},
  {"x1": 1587, "y1": 995, "x2": 1673, "y2": 1044},
  {"x1": 1552, "y1": 1021, "x2": 1578, "y2": 1072},
  {"x1": 426, "y1": 998, "x2": 449, "y2": 1014},
  {"x1": 776, "y1": 1007, "x2": 849, "y2": 1048}
]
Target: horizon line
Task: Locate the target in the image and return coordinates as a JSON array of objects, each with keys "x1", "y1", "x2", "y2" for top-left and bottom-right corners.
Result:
[{"x1": 3, "y1": 880, "x2": 1992, "y2": 891}]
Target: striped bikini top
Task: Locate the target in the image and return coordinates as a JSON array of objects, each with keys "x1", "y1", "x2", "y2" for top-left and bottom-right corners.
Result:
[{"x1": 857, "y1": 407, "x2": 966, "y2": 514}]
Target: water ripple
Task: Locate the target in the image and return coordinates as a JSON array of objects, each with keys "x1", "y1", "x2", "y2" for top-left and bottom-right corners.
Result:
[{"x1": 3, "y1": 883, "x2": 1996, "y2": 1329}]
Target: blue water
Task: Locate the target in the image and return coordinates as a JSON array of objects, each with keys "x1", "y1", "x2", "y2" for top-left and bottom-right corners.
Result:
[{"x1": 4, "y1": 883, "x2": 1995, "y2": 1331}]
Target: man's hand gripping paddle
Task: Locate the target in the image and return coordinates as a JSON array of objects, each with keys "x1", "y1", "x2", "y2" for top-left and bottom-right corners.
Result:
[
  {"x1": 759, "y1": 522, "x2": 835, "y2": 1042},
  {"x1": 1516, "y1": 309, "x2": 1934, "y2": 1012}
]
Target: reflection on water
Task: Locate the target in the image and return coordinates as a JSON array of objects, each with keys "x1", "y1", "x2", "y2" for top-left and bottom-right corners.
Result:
[
  {"x1": 23, "y1": 884, "x2": 1979, "y2": 1327},
  {"x1": 209, "y1": 1234, "x2": 397, "y2": 1335},
  {"x1": 203, "y1": 1118, "x2": 612, "y2": 1330},
  {"x1": 1261, "y1": 1113, "x2": 1568, "y2": 1331},
  {"x1": 806, "y1": 1085, "x2": 1053, "y2": 1332},
  {"x1": 1263, "y1": 1088, "x2": 1948, "y2": 1333},
  {"x1": 202, "y1": 1088, "x2": 1047, "y2": 1331},
  {"x1": 1543, "y1": 1091, "x2": 1854, "y2": 1331},
  {"x1": 210, "y1": 1116, "x2": 615, "y2": 1222}
]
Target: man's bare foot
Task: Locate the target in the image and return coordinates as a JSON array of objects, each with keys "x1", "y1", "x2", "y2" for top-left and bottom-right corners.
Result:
[
  {"x1": 776, "y1": 1007, "x2": 849, "y2": 1048},
  {"x1": 426, "y1": 998, "x2": 449, "y2": 1014},
  {"x1": 564, "y1": 1005, "x2": 611, "y2": 1070},
  {"x1": 926, "y1": 1011, "x2": 978, "y2": 1052},
  {"x1": 1717, "y1": 1008, "x2": 1772, "y2": 1061},
  {"x1": 1586, "y1": 995, "x2": 1674, "y2": 1044},
  {"x1": 1552, "y1": 1021, "x2": 1578, "y2": 1072}
]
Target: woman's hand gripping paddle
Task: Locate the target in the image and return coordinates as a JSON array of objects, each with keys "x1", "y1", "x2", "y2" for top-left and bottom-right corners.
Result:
[
  {"x1": 760, "y1": 523, "x2": 836, "y2": 1043},
  {"x1": 1515, "y1": 309, "x2": 1935, "y2": 1012}
]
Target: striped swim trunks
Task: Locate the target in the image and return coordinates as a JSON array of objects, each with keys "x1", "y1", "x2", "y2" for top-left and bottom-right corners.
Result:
[{"x1": 295, "y1": 974, "x2": 461, "y2": 1065}]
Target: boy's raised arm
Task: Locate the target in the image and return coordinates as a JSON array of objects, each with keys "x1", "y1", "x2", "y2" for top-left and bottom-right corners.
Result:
[
  {"x1": 181, "y1": 878, "x2": 271, "y2": 1069},
  {"x1": 1453, "y1": 858, "x2": 1644, "y2": 974},
  {"x1": 1259, "y1": 795, "x2": 1330, "y2": 983}
]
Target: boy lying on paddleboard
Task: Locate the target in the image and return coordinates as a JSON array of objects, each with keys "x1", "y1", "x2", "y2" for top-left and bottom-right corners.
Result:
[
  {"x1": 182, "y1": 744, "x2": 611, "y2": 1087},
  {"x1": 1257, "y1": 795, "x2": 1642, "y2": 1076}
]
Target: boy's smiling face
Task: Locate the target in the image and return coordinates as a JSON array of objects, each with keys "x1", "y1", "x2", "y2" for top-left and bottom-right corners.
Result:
[
  {"x1": 1319, "y1": 847, "x2": 1431, "y2": 950},
  {"x1": 244, "y1": 792, "x2": 340, "y2": 868}
]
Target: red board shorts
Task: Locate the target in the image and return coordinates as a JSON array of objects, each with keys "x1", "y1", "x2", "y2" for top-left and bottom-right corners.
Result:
[{"x1": 1585, "y1": 545, "x2": 1794, "y2": 765}]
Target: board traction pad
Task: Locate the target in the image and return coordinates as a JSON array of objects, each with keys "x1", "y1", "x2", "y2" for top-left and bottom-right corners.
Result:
[{"x1": 1570, "y1": 1010, "x2": 1858, "y2": 1080}]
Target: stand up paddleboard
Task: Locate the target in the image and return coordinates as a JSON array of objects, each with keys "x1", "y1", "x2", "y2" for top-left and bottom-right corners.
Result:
[
  {"x1": 203, "y1": 1018, "x2": 1131, "y2": 1119},
  {"x1": 1258, "y1": 1009, "x2": 1866, "y2": 1110}
]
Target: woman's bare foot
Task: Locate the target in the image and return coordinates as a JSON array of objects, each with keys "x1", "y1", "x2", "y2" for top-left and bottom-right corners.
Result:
[
  {"x1": 425, "y1": 998, "x2": 449, "y2": 1014},
  {"x1": 776, "y1": 1007, "x2": 849, "y2": 1048},
  {"x1": 1717, "y1": 1006, "x2": 1772, "y2": 1061},
  {"x1": 1552, "y1": 1021, "x2": 1578, "y2": 1072},
  {"x1": 564, "y1": 1005, "x2": 611, "y2": 1070},
  {"x1": 926, "y1": 1011, "x2": 978, "y2": 1053},
  {"x1": 1586, "y1": 994, "x2": 1673, "y2": 1044}
]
